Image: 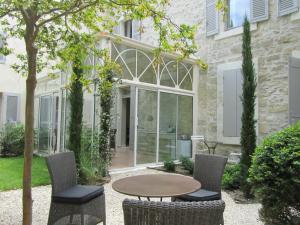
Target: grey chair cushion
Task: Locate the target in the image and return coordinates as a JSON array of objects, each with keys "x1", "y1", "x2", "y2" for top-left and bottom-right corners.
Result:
[
  {"x1": 53, "y1": 185, "x2": 104, "y2": 204},
  {"x1": 177, "y1": 189, "x2": 220, "y2": 201}
]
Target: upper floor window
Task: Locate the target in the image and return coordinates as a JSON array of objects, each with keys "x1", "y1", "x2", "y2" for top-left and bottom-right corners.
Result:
[
  {"x1": 113, "y1": 20, "x2": 141, "y2": 40},
  {"x1": 124, "y1": 20, "x2": 133, "y2": 38},
  {"x1": 226, "y1": 0, "x2": 250, "y2": 29}
]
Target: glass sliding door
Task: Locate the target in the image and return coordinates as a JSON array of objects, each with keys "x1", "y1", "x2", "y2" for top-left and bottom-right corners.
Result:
[
  {"x1": 136, "y1": 89, "x2": 157, "y2": 164},
  {"x1": 177, "y1": 95, "x2": 193, "y2": 158},
  {"x1": 159, "y1": 92, "x2": 177, "y2": 161},
  {"x1": 159, "y1": 93, "x2": 193, "y2": 160},
  {"x1": 38, "y1": 95, "x2": 52, "y2": 153}
]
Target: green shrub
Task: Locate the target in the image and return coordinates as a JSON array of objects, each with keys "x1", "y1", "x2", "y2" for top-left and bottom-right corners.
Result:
[
  {"x1": 249, "y1": 121, "x2": 300, "y2": 225},
  {"x1": 79, "y1": 128, "x2": 106, "y2": 184},
  {"x1": 0, "y1": 123, "x2": 25, "y2": 157},
  {"x1": 180, "y1": 156, "x2": 194, "y2": 175},
  {"x1": 222, "y1": 164, "x2": 242, "y2": 190},
  {"x1": 164, "y1": 160, "x2": 176, "y2": 172}
]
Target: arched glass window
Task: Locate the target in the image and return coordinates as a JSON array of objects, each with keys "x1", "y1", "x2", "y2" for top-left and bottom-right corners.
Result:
[
  {"x1": 160, "y1": 60, "x2": 177, "y2": 87},
  {"x1": 178, "y1": 63, "x2": 193, "y2": 90},
  {"x1": 137, "y1": 51, "x2": 157, "y2": 84},
  {"x1": 111, "y1": 41, "x2": 193, "y2": 91}
]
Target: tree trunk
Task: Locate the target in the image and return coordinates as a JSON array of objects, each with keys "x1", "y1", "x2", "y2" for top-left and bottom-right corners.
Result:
[{"x1": 23, "y1": 23, "x2": 38, "y2": 225}]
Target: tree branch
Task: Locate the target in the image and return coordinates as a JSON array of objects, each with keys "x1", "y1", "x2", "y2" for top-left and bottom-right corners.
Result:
[
  {"x1": 37, "y1": 0, "x2": 96, "y2": 28},
  {"x1": 0, "y1": 8, "x2": 18, "y2": 19}
]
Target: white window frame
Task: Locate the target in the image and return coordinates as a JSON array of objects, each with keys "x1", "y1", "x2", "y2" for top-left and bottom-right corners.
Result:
[
  {"x1": 1, "y1": 92, "x2": 21, "y2": 124},
  {"x1": 226, "y1": 0, "x2": 251, "y2": 30}
]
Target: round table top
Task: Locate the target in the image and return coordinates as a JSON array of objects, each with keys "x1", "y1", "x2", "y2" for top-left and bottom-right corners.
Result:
[{"x1": 112, "y1": 174, "x2": 201, "y2": 198}]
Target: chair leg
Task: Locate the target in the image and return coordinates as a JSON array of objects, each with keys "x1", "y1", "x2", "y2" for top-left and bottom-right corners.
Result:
[
  {"x1": 81, "y1": 213, "x2": 84, "y2": 225},
  {"x1": 69, "y1": 214, "x2": 74, "y2": 224}
]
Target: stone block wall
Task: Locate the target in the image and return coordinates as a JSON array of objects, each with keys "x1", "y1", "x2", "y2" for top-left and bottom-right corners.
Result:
[{"x1": 141, "y1": 0, "x2": 300, "y2": 155}]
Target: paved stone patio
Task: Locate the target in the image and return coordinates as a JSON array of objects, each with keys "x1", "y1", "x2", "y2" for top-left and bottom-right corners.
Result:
[{"x1": 0, "y1": 169, "x2": 263, "y2": 225}]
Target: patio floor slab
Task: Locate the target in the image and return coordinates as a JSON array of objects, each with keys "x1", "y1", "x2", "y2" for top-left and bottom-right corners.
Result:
[{"x1": 0, "y1": 169, "x2": 263, "y2": 225}]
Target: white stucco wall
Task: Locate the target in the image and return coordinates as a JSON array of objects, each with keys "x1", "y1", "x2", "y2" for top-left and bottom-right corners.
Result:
[{"x1": 0, "y1": 37, "x2": 26, "y2": 124}]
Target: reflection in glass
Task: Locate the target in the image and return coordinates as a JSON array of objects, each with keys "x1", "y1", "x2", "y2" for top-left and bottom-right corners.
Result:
[
  {"x1": 38, "y1": 95, "x2": 52, "y2": 153},
  {"x1": 227, "y1": 0, "x2": 250, "y2": 29},
  {"x1": 136, "y1": 89, "x2": 157, "y2": 164},
  {"x1": 160, "y1": 60, "x2": 177, "y2": 87},
  {"x1": 159, "y1": 93, "x2": 177, "y2": 161},
  {"x1": 177, "y1": 95, "x2": 193, "y2": 158}
]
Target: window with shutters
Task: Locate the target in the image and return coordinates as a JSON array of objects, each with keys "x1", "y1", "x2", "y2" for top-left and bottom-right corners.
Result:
[
  {"x1": 223, "y1": 69, "x2": 243, "y2": 137},
  {"x1": 289, "y1": 57, "x2": 300, "y2": 124},
  {"x1": 113, "y1": 20, "x2": 141, "y2": 41},
  {"x1": 250, "y1": 0, "x2": 269, "y2": 22},
  {"x1": 206, "y1": 0, "x2": 219, "y2": 36},
  {"x1": 278, "y1": 0, "x2": 299, "y2": 16},
  {"x1": 226, "y1": 0, "x2": 250, "y2": 29}
]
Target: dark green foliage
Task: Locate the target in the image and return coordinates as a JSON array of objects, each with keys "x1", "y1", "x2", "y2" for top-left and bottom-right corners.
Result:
[
  {"x1": 98, "y1": 71, "x2": 115, "y2": 176},
  {"x1": 0, "y1": 123, "x2": 25, "y2": 157},
  {"x1": 180, "y1": 156, "x2": 194, "y2": 175},
  {"x1": 68, "y1": 55, "x2": 84, "y2": 169},
  {"x1": 249, "y1": 121, "x2": 300, "y2": 225},
  {"x1": 164, "y1": 160, "x2": 176, "y2": 172},
  {"x1": 80, "y1": 128, "x2": 106, "y2": 184},
  {"x1": 222, "y1": 164, "x2": 242, "y2": 190},
  {"x1": 240, "y1": 17, "x2": 257, "y2": 197},
  {"x1": 80, "y1": 126, "x2": 93, "y2": 153}
]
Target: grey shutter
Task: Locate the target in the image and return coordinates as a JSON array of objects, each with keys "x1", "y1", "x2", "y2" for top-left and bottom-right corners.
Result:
[
  {"x1": 206, "y1": 0, "x2": 219, "y2": 36},
  {"x1": 289, "y1": 57, "x2": 300, "y2": 124},
  {"x1": 132, "y1": 20, "x2": 141, "y2": 41},
  {"x1": 278, "y1": 0, "x2": 299, "y2": 16},
  {"x1": 223, "y1": 70, "x2": 237, "y2": 137},
  {"x1": 223, "y1": 69, "x2": 243, "y2": 137},
  {"x1": 250, "y1": 0, "x2": 269, "y2": 22},
  {"x1": 236, "y1": 69, "x2": 243, "y2": 136}
]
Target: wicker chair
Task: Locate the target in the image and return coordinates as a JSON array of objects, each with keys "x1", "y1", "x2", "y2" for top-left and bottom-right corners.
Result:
[
  {"x1": 123, "y1": 199, "x2": 225, "y2": 225},
  {"x1": 175, "y1": 154, "x2": 228, "y2": 202},
  {"x1": 46, "y1": 152, "x2": 106, "y2": 225}
]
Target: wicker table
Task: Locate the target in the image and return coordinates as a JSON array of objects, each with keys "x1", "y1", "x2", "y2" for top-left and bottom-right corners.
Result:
[{"x1": 112, "y1": 174, "x2": 201, "y2": 201}]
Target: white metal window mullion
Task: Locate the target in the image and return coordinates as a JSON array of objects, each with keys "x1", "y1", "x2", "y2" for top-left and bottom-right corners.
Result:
[
  {"x1": 164, "y1": 61, "x2": 177, "y2": 87},
  {"x1": 137, "y1": 57, "x2": 156, "y2": 79},
  {"x1": 57, "y1": 89, "x2": 62, "y2": 152},
  {"x1": 133, "y1": 87, "x2": 138, "y2": 166},
  {"x1": 178, "y1": 68, "x2": 192, "y2": 87},
  {"x1": 156, "y1": 91, "x2": 160, "y2": 163},
  {"x1": 175, "y1": 94, "x2": 179, "y2": 160}
]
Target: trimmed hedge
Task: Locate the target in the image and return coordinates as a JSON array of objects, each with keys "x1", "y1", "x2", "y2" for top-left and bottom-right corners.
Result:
[
  {"x1": 180, "y1": 156, "x2": 194, "y2": 175},
  {"x1": 222, "y1": 164, "x2": 242, "y2": 190},
  {"x1": 249, "y1": 121, "x2": 300, "y2": 225},
  {"x1": 164, "y1": 160, "x2": 176, "y2": 172}
]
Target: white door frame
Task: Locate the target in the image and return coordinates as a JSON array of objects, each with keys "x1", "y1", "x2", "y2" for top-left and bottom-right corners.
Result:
[{"x1": 133, "y1": 84, "x2": 195, "y2": 167}]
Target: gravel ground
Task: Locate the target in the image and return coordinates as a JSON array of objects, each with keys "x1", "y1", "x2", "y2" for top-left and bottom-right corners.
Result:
[{"x1": 0, "y1": 169, "x2": 263, "y2": 225}]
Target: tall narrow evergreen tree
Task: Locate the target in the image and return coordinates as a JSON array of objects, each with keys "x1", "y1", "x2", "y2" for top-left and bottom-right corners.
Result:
[
  {"x1": 240, "y1": 17, "x2": 257, "y2": 198},
  {"x1": 68, "y1": 55, "x2": 84, "y2": 169}
]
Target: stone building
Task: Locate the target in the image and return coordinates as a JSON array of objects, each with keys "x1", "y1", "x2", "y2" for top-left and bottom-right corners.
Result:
[
  {"x1": 4, "y1": 0, "x2": 298, "y2": 168},
  {"x1": 140, "y1": 0, "x2": 300, "y2": 155}
]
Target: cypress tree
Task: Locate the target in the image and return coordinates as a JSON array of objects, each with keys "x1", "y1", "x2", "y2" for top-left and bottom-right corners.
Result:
[
  {"x1": 240, "y1": 17, "x2": 257, "y2": 198},
  {"x1": 68, "y1": 55, "x2": 84, "y2": 169}
]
